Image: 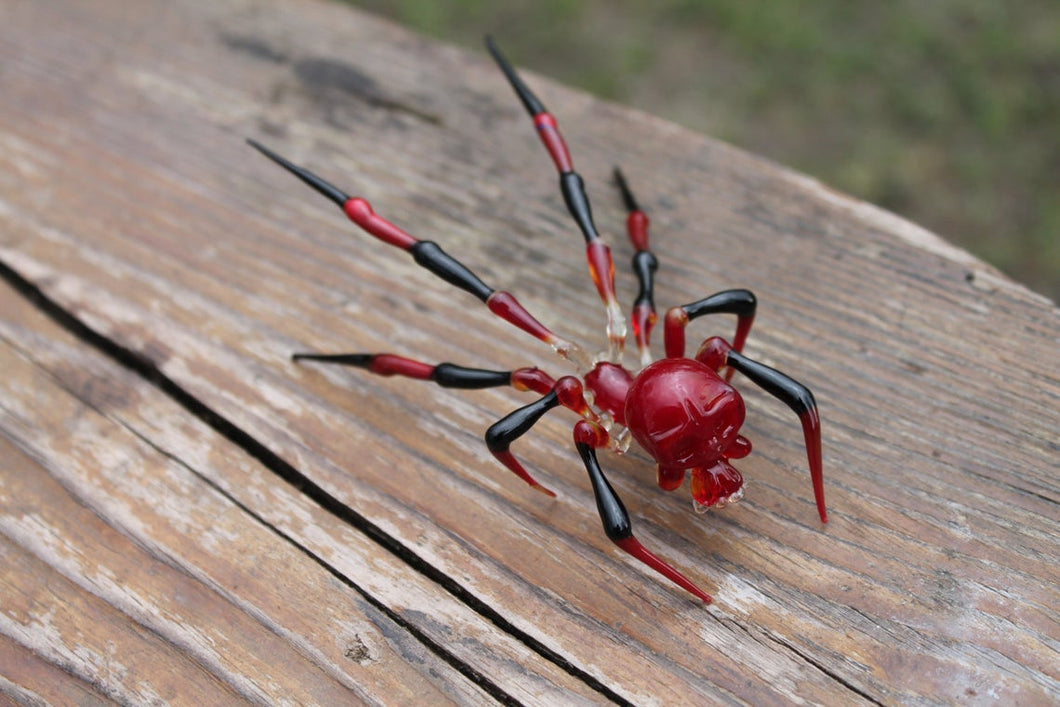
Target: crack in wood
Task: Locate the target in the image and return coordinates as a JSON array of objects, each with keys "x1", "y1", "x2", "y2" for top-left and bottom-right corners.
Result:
[{"x1": 0, "y1": 257, "x2": 634, "y2": 705}]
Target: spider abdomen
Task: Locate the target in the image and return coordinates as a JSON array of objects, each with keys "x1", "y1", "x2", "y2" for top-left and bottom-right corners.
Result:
[{"x1": 624, "y1": 358, "x2": 746, "y2": 470}]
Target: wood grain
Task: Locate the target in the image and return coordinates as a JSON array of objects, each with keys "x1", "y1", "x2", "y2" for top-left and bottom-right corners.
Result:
[
  {"x1": 1, "y1": 0, "x2": 1056, "y2": 703},
  {"x1": 2, "y1": 279, "x2": 609, "y2": 704}
]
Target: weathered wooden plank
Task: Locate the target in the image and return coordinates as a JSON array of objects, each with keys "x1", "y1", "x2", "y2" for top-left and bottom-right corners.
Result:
[
  {"x1": 0, "y1": 609, "x2": 121, "y2": 706},
  {"x1": 0, "y1": 314, "x2": 499, "y2": 705},
  {"x1": 0, "y1": 284, "x2": 606, "y2": 703},
  {"x1": 0, "y1": 460, "x2": 250, "y2": 705},
  {"x1": 0, "y1": 0, "x2": 1056, "y2": 703}
]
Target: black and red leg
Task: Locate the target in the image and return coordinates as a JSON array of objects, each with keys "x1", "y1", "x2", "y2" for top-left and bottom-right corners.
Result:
[
  {"x1": 248, "y1": 139, "x2": 592, "y2": 369},
  {"x1": 486, "y1": 37, "x2": 626, "y2": 360},
  {"x1": 573, "y1": 419, "x2": 713, "y2": 603},
  {"x1": 613, "y1": 168, "x2": 659, "y2": 366},
  {"x1": 291, "y1": 352, "x2": 557, "y2": 395},
  {"x1": 695, "y1": 337, "x2": 827, "y2": 523},
  {"x1": 293, "y1": 349, "x2": 576, "y2": 495},
  {"x1": 485, "y1": 377, "x2": 596, "y2": 497},
  {"x1": 663, "y1": 289, "x2": 757, "y2": 381}
]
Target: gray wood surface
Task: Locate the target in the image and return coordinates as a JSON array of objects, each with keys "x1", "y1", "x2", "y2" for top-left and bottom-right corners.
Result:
[{"x1": 1, "y1": 0, "x2": 1056, "y2": 703}]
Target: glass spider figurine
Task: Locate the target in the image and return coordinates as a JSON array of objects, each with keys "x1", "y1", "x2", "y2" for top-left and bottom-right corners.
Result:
[{"x1": 249, "y1": 37, "x2": 826, "y2": 604}]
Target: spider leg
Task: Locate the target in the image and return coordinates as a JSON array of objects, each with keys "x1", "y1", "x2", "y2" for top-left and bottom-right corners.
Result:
[
  {"x1": 573, "y1": 420, "x2": 712, "y2": 603},
  {"x1": 485, "y1": 377, "x2": 595, "y2": 497},
  {"x1": 613, "y1": 168, "x2": 659, "y2": 367},
  {"x1": 695, "y1": 337, "x2": 827, "y2": 523},
  {"x1": 291, "y1": 352, "x2": 556, "y2": 395},
  {"x1": 663, "y1": 290, "x2": 757, "y2": 381},
  {"x1": 486, "y1": 37, "x2": 626, "y2": 361},
  {"x1": 248, "y1": 139, "x2": 592, "y2": 370}
]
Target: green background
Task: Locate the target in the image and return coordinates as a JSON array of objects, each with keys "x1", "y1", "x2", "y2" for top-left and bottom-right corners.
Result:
[{"x1": 347, "y1": 1, "x2": 1059, "y2": 301}]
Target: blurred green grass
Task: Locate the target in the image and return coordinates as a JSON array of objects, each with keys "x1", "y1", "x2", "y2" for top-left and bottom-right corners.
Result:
[{"x1": 346, "y1": 1, "x2": 1059, "y2": 301}]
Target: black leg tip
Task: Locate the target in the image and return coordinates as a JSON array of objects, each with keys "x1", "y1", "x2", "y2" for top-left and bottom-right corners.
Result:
[{"x1": 246, "y1": 139, "x2": 351, "y2": 208}]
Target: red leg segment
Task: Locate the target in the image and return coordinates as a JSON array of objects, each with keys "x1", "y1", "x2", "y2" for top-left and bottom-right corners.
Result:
[{"x1": 532, "y1": 112, "x2": 573, "y2": 172}]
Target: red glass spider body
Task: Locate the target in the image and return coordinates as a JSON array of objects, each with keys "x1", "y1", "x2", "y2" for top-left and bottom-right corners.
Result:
[{"x1": 249, "y1": 38, "x2": 826, "y2": 604}]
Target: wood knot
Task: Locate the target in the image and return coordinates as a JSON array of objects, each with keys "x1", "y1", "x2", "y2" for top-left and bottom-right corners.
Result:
[{"x1": 344, "y1": 635, "x2": 374, "y2": 665}]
